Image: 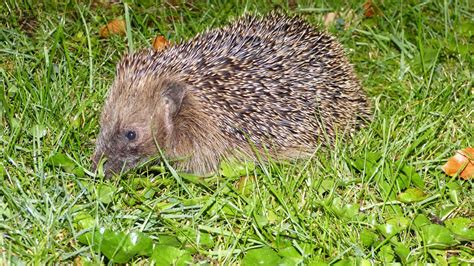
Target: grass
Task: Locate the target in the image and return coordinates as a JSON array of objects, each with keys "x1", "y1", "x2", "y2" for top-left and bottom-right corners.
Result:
[{"x1": 1, "y1": 0, "x2": 473, "y2": 264}]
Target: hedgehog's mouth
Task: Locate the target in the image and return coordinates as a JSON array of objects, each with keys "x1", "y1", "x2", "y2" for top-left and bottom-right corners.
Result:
[
  {"x1": 92, "y1": 153, "x2": 145, "y2": 178},
  {"x1": 97, "y1": 156, "x2": 168, "y2": 178}
]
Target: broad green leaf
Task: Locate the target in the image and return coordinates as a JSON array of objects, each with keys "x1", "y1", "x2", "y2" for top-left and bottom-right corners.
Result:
[
  {"x1": 74, "y1": 212, "x2": 95, "y2": 230},
  {"x1": 402, "y1": 165, "x2": 424, "y2": 187},
  {"x1": 97, "y1": 184, "x2": 116, "y2": 204},
  {"x1": 339, "y1": 203, "x2": 360, "y2": 219},
  {"x1": 351, "y1": 156, "x2": 377, "y2": 176},
  {"x1": 378, "y1": 245, "x2": 395, "y2": 263},
  {"x1": 333, "y1": 258, "x2": 359, "y2": 266},
  {"x1": 236, "y1": 175, "x2": 257, "y2": 195},
  {"x1": 421, "y1": 224, "x2": 458, "y2": 249},
  {"x1": 413, "y1": 214, "x2": 431, "y2": 228},
  {"x1": 397, "y1": 188, "x2": 427, "y2": 203},
  {"x1": 366, "y1": 152, "x2": 382, "y2": 163},
  {"x1": 317, "y1": 178, "x2": 335, "y2": 194},
  {"x1": 274, "y1": 235, "x2": 293, "y2": 249},
  {"x1": 359, "y1": 259, "x2": 373, "y2": 266},
  {"x1": 47, "y1": 152, "x2": 85, "y2": 176},
  {"x1": 297, "y1": 242, "x2": 315, "y2": 257},
  {"x1": 180, "y1": 172, "x2": 208, "y2": 186},
  {"x1": 197, "y1": 231, "x2": 214, "y2": 248},
  {"x1": 360, "y1": 229, "x2": 378, "y2": 247},
  {"x1": 142, "y1": 187, "x2": 156, "y2": 199},
  {"x1": 48, "y1": 153, "x2": 75, "y2": 168},
  {"x1": 129, "y1": 232, "x2": 154, "y2": 257},
  {"x1": 220, "y1": 160, "x2": 255, "y2": 178},
  {"x1": 377, "y1": 179, "x2": 396, "y2": 200},
  {"x1": 377, "y1": 217, "x2": 409, "y2": 238},
  {"x1": 331, "y1": 197, "x2": 360, "y2": 219},
  {"x1": 78, "y1": 228, "x2": 153, "y2": 263},
  {"x1": 242, "y1": 247, "x2": 281, "y2": 266},
  {"x1": 72, "y1": 167, "x2": 85, "y2": 177},
  {"x1": 278, "y1": 257, "x2": 299, "y2": 266},
  {"x1": 255, "y1": 213, "x2": 269, "y2": 227},
  {"x1": 444, "y1": 217, "x2": 474, "y2": 241},
  {"x1": 157, "y1": 235, "x2": 182, "y2": 247},
  {"x1": 151, "y1": 245, "x2": 193, "y2": 266},
  {"x1": 394, "y1": 242, "x2": 410, "y2": 263},
  {"x1": 307, "y1": 258, "x2": 329, "y2": 266},
  {"x1": 130, "y1": 177, "x2": 155, "y2": 189},
  {"x1": 175, "y1": 228, "x2": 213, "y2": 249},
  {"x1": 267, "y1": 210, "x2": 278, "y2": 224},
  {"x1": 458, "y1": 21, "x2": 473, "y2": 37},
  {"x1": 278, "y1": 246, "x2": 303, "y2": 265}
]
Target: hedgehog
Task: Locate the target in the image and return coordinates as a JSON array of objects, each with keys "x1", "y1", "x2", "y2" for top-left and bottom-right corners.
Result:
[{"x1": 92, "y1": 12, "x2": 371, "y2": 176}]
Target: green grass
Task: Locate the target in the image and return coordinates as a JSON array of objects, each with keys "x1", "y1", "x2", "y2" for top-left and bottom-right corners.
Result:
[{"x1": 1, "y1": 0, "x2": 473, "y2": 264}]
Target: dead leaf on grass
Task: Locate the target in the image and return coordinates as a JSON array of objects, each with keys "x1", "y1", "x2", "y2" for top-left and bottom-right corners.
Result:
[
  {"x1": 152, "y1": 35, "x2": 170, "y2": 51},
  {"x1": 99, "y1": 18, "x2": 126, "y2": 38},
  {"x1": 363, "y1": 0, "x2": 377, "y2": 18},
  {"x1": 442, "y1": 147, "x2": 474, "y2": 180}
]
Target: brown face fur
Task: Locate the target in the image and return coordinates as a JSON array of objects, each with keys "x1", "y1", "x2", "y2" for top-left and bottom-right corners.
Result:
[{"x1": 92, "y1": 74, "x2": 187, "y2": 176}]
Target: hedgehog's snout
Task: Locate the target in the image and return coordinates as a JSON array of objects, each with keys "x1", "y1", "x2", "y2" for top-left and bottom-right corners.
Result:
[
  {"x1": 92, "y1": 149, "x2": 113, "y2": 177},
  {"x1": 91, "y1": 147, "x2": 121, "y2": 177},
  {"x1": 92, "y1": 147, "x2": 147, "y2": 177}
]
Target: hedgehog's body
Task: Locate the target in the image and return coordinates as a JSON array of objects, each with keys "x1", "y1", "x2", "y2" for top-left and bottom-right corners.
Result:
[{"x1": 93, "y1": 13, "x2": 371, "y2": 176}]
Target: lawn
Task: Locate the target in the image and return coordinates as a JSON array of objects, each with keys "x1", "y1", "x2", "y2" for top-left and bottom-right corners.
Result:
[{"x1": 1, "y1": 0, "x2": 473, "y2": 264}]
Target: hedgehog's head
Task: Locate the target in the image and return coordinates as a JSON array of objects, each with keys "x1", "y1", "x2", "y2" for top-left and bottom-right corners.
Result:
[{"x1": 92, "y1": 59, "x2": 188, "y2": 176}]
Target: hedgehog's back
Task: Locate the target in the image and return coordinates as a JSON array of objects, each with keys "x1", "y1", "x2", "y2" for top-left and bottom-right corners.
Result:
[{"x1": 119, "y1": 12, "x2": 371, "y2": 150}]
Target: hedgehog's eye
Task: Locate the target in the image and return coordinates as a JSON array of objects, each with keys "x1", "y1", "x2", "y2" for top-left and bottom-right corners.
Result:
[{"x1": 125, "y1": 130, "x2": 137, "y2": 141}]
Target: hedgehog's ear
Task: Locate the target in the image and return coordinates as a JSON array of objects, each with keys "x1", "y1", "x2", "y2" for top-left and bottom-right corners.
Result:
[{"x1": 162, "y1": 81, "x2": 186, "y2": 117}]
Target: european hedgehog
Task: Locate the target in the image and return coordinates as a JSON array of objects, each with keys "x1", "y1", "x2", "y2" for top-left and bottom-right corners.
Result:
[{"x1": 92, "y1": 12, "x2": 371, "y2": 176}]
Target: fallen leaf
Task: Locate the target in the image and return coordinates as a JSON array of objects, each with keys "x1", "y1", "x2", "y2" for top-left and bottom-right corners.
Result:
[
  {"x1": 397, "y1": 188, "x2": 427, "y2": 203},
  {"x1": 74, "y1": 256, "x2": 83, "y2": 266},
  {"x1": 152, "y1": 35, "x2": 170, "y2": 51},
  {"x1": 442, "y1": 147, "x2": 474, "y2": 180},
  {"x1": 99, "y1": 19, "x2": 126, "y2": 38},
  {"x1": 363, "y1": 0, "x2": 376, "y2": 18},
  {"x1": 288, "y1": 0, "x2": 297, "y2": 9},
  {"x1": 323, "y1": 12, "x2": 338, "y2": 27}
]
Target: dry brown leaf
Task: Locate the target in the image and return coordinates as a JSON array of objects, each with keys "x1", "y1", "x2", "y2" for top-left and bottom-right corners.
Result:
[
  {"x1": 363, "y1": 0, "x2": 376, "y2": 18},
  {"x1": 323, "y1": 12, "x2": 338, "y2": 27},
  {"x1": 288, "y1": 0, "x2": 297, "y2": 9},
  {"x1": 73, "y1": 256, "x2": 83, "y2": 266},
  {"x1": 99, "y1": 19, "x2": 126, "y2": 38},
  {"x1": 152, "y1": 35, "x2": 170, "y2": 51},
  {"x1": 442, "y1": 147, "x2": 474, "y2": 180}
]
